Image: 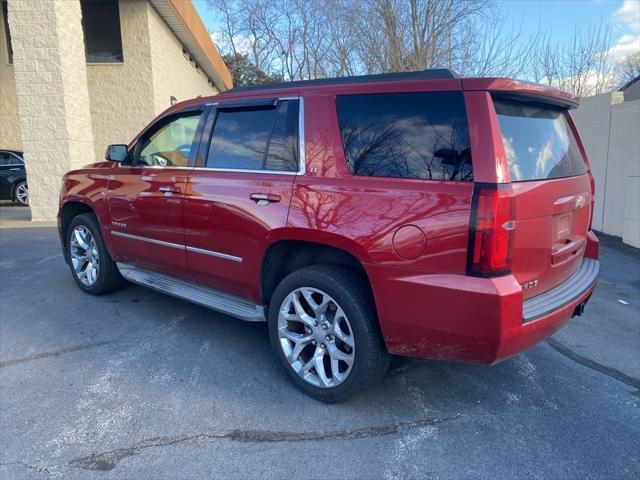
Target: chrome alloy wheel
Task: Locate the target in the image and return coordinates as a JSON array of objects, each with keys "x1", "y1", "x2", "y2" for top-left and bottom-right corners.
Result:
[
  {"x1": 278, "y1": 287, "x2": 355, "y2": 388},
  {"x1": 69, "y1": 225, "x2": 100, "y2": 286},
  {"x1": 15, "y1": 182, "x2": 28, "y2": 205}
]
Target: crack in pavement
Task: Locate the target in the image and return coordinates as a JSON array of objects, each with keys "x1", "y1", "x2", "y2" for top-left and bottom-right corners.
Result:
[
  {"x1": 547, "y1": 338, "x2": 640, "y2": 393},
  {"x1": 69, "y1": 414, "x2": 462, "y2": 471},
  {"x1": 0, "y1": 461, "x2": 53, "y2": 478},
  {"x1": 0, "y1": 341, "x2": 114, "y2": 368}
]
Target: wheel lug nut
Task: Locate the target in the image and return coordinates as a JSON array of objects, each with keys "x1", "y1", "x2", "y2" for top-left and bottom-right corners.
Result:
[
  {"x1": 311, "y1": 340, "x2": 316, "y2": 345},
  {"x1": 320, "y1": 343, "x2": 326, "y2": 349}
]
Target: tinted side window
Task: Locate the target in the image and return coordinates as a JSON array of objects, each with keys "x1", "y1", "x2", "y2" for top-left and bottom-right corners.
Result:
[
  {"x1": 0, "y1": 153, "x2": 22, "y2": 166},
  {"x1": 336, "y1": 92, "x2": 472, "y2": 181},
  {"x1": 265, "y1": 101, "x2": 299, "y2": 171},
  {"x1": 206, "y1": 100, "x2": 299, "y2": 171},
  {"x1": 135, "y1": 113, "x2": 201, "y2": 167}
]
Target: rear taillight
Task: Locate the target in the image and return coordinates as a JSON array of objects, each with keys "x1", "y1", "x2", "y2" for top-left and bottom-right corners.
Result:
[
  {"x1": 467, "y1": 184, "x2": 515, "y2": 277},
  {"x1": 588, "y1": 171, "x2": 595, "y2": 230}
]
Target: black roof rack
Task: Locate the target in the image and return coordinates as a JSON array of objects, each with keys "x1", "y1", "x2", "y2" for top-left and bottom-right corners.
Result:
[{"x1": 225, "y1": 69, "x2": 459, "y2": 93}]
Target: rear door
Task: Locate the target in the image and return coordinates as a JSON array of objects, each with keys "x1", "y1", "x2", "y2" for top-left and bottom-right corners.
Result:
[
  {"x1": 183, "y1": 98, "x2": 300, "y2": 301},
  {"x1": 492, "y1": 96, "x2": 592, "y2": 298},
  {"x1": 107, "y1": 107, "x2": 206, "y2": 279}
]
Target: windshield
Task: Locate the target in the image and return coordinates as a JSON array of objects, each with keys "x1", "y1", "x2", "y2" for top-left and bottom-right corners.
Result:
[{"x1": 493, "y1": 98, "x2": 586, "y2": 182}]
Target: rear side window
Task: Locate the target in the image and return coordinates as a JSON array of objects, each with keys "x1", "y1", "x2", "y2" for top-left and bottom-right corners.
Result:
[
  {"x1": 206, "y1": 100, "x2": 299, "y2": 172},
  {"x1": 336, "y1": 92, "x2": 472, "y2": 181},
  {"x1": 493, "y1": 98, "x2": 586, "y2": 182}
]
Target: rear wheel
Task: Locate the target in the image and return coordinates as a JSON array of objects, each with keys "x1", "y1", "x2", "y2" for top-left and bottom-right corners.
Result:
[
  {"x1": 268, "y1": 265, "x2": 390, "y2": 402},
  {"x1": 66, "y1": 213, "x2": 124, "y2": 295},
  {"x1": 13, "y1": 181, "x2": 28, "y2": 206}
]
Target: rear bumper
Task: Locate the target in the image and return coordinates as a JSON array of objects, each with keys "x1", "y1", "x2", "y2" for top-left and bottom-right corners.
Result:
[{"x1": 368, "y1": 239, "x2": 599, "y2": 364}]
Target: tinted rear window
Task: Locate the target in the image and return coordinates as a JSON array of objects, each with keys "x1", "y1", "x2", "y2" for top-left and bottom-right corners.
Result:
[
  {"x1": 336, "y1": 92, "x2": 472, "y2": 181},
  {"x1": 493, "y1": 98, "x2": 586, "y2": 182}
]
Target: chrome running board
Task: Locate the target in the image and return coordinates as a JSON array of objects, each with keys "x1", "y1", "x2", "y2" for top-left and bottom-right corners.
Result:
[{"x1": 117, "y1": 263, "x2": 266, "y2": 322}]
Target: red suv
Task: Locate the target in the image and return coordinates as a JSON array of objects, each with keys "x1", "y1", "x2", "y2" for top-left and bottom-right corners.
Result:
[{"x1": 58, "y1": 70, "x2": 599, "y2": 402}]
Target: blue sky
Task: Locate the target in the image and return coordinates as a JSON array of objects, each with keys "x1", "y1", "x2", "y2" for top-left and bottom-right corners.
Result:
[{"x1": 193, "y1": 0, "x2": 640, "y2": 63}]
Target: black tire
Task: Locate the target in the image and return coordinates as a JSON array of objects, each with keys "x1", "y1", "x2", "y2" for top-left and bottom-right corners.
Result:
[
  {"x1": 268, "y1": 265, "x2": 390, "y2": 403},
  {"x1": 66, "y1": 213, "x2": 124, "y2": 295},
  {"x1": 13, "y1": 180, "x2": 28, "y2": 206}
]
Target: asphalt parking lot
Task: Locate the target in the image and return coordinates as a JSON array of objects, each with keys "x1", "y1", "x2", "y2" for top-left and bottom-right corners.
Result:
[{"x1": 1, "y1": 205, "x2": 639, "y2": 479}]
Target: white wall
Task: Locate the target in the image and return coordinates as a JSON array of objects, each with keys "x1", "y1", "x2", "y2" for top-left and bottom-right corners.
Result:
[{"x1": 571, "y1": 91, "x2": 640, "y2": 248}]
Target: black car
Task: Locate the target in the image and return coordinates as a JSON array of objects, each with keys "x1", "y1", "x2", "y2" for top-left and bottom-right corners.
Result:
[{"x1": 0, "y1": 150, "x2": 28, "y2": 206}]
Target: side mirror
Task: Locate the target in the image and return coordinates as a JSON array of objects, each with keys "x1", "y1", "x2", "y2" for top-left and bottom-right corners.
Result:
[{"x1": 106, "y1": 144, "x2": 129, "y2": 163}]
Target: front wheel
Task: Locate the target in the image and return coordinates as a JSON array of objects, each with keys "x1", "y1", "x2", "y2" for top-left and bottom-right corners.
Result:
[
  {"x1": 268, "y1": 265, "x2": 390, "y2": 403},
  {"x1": 66, "y1": 213, "x2": 124, "y2": 295}
]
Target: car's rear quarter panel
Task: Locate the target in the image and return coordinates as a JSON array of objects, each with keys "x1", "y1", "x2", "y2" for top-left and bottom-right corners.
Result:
[{"x1": 288, "y1": 87, "x2": 476, "y2": 356}]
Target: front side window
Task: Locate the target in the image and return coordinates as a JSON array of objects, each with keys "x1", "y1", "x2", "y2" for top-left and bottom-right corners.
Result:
[
  {"x1": 0, "y1": 152, "x2": 22, "y2": 166},
  {"x1": 80, "y1": 0, "x2": 123, "y2": 63},
  {"x1": 206, "y1": 100, "x2": 299, "y2": 172},
  {"x1": 336, "y1": 92, "x2": 473, "y2": 181},
  {"x1": 493, "y1": 98, "x2": 586, "y2": 182},
  {"x1": 135, "y1": 113, "x2": 202, "y2": 167}
]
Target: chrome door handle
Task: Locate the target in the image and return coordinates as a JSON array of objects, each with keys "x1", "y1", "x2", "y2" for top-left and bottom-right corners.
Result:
[
  {"x1": 250, "y1": 193, "x2": 281, "y2": 205},
  {"x1": 159, "y1": 186, "x2": 181, "y2": 193}
]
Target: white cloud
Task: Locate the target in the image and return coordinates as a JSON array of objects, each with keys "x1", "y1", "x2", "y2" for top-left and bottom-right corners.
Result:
[
  {"x1": 608, "y1": 33, "x2": 640, "y2": 62},
  {"x1": 609, "y1": 0, "x2": 640, "y2": 63},
  {"x1": 613, "y1": 0, "x2": 640, "y2": 32},
  {"x1": 210, "y1": 32, "x2": 253, "y2": 56}
]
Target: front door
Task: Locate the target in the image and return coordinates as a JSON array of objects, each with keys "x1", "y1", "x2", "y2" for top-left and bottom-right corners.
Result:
[
  {"x1": 107, "y1": 107, "x2": 206, "y2": 279},
  {"x1": 183, "y1": 98, "x2": 301, "y2": 301}
]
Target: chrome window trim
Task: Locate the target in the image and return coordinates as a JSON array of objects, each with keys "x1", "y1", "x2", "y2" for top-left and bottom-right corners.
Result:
[
  {"x1": 111, "y1": 230, "x2": 243, "y2": 263},
  {"x1": 117, "y1": 165, "x2": 196, "y2": 170}
]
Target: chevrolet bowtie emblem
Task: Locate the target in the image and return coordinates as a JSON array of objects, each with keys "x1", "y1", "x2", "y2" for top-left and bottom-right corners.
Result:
[{"x1": 576, "y1": 195, "x2": 586, "y2": 209}]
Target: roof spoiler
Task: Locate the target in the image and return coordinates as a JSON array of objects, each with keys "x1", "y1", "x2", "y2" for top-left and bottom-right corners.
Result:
[{"x1": 462, "y1": 78, "x2": 579, "y2": 109}]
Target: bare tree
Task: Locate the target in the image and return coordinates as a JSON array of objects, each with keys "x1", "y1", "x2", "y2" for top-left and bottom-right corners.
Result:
[
  {"x1": 615, "y1": 53, "x2": 640, "y2": 87},
  {"x1": 532, "y1": 21, "x2": 614, "y2": 96},
  {"x1": 207, "y1": 0, "x2": 618, "y2": 94}
]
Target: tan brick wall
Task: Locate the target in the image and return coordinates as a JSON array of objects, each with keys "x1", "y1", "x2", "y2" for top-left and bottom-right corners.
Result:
[
  {"x1": 86, "y1": 0, "x2": 156, "y2": 159},
  {"x1": 86, "y1": 0, "x2": 218, "y2": 160},
  {"x1": 147, "y1": 1, "x2": 217, "y2": 115},
  {"x1": 8, "y1": 0, "x2": 95, "y2": 221},
  {"x1": 0, "y1": 4, "x2": 21, "y2": 151}
]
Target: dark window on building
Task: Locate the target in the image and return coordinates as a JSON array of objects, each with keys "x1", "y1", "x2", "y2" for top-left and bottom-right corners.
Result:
[
  {"x1": 2, "y1": 1, "x2": 12, "y2": 63},
  {"x1": 493, "y1": 97, "x2": 586, "y2": 182},
  {"x1": 336, "y1": 92, "x2": 473, "y2": 181},
  {"x1": 80, "y1": 0, "x2": 123, "y2": 63},
  {"x1": 206, "y1": 100, "x2": 299, "y2": 171}
]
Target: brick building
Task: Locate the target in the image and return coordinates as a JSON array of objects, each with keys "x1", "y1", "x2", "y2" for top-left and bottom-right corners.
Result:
[{"x1": 0, "y1": 0, "x2": 231, "y2": 220}]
